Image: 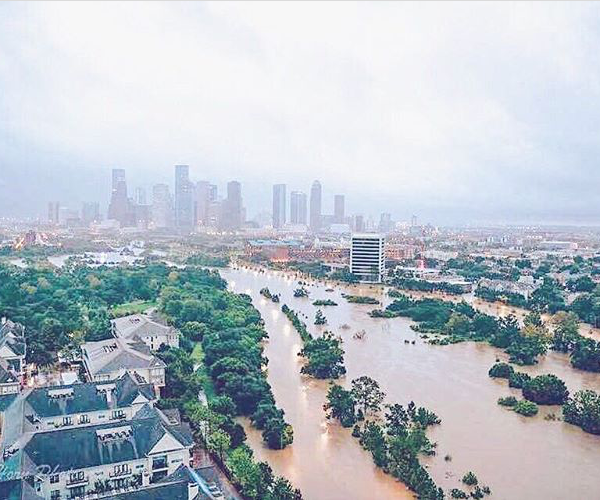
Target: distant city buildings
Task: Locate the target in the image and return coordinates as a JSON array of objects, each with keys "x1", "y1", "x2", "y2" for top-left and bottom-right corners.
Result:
[
  {"x1": 81, "y1": 202, "x2": 100, "y2": 226},
  {"x1": 151, "y1": 183, "x2": 173, "y2": 229},
  {"x1": 350, "y1": 233, "x2": 386, "y2": 283},
  {"x1": 272, "y1": 184, "x2": 286, "y2": 229},
  {"x1": 334, "y1": 195, "x2": 345, "y2": 224},
  {"x1": 47, "y1": 202, "x2": 60, "y2": 225},
  {"x1": 309, "y1": 180, "x2": 322, "y2": 233},
  {"x1": 290, "y1": 191, "x2": 307, "y2": 225},
  {"x1": 107, "y1": 168, "x2": 130, "y2": 226},
  {"x1": 220, "y1": 181, "x2": 243, "y2": 231},
  {"x1": 174, "y1": 165, "x2": 194, "y2": 230}
]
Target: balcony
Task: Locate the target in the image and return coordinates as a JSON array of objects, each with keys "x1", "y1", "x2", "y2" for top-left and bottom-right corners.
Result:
[
  {"x1": 66, "y1": 476, "x2": 89, "y2": 487},
  {"x1": 109, "y1": 468, "x2": 133, "y2": 478}
]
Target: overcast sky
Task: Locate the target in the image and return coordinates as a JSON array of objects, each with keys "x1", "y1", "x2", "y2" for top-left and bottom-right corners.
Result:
[{"x1": 2, "y1": 2, "x2": 600, "y2": 225}]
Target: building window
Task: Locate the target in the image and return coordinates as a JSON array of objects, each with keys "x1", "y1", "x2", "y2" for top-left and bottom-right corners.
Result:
[
  {"x1": 111, "y1": 410, "x2": 125, "y2": 420},
  {"x1": 152, "y1": 455, "x2": 168, "y2": 470},
  {"x1": 113, "y1": 464, "x2": 130, "y2": 475},
  {"x1": 50, "y1": 474, "x2": 59, "y2": 484},
  {"x1": 50, "y1": 491, "x2": 60, "y2": 500},
  {"x1": 69, "y1": 471, "x2": 84, "y2": 483}
]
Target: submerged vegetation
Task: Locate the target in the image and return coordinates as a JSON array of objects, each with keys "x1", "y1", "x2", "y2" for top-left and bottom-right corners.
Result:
[
  {"x1": 343, "y1": 294, "x2": 380, "y2": 304},
  {"x1": 312, "y1": 299, "x2": 338, "y2": 306},
  {"x1": 281, "y1": 304, "x2": 346, "y2": 379}
]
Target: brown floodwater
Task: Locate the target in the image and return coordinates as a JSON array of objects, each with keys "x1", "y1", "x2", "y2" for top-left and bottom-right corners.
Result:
[{"x1": 221, "y1": 266, "x2": 600, "y2": 500}]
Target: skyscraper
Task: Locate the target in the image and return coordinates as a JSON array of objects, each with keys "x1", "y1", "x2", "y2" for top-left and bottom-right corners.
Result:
[
  {"x1": 220, "y1": 181, "x2": 242, "y2": 231},
  {"x1": 309, "y1": 180, "x2": 322, "y2": 232},
  {"x1": 379, "y1": 212, "x2": 393, "y2": 233},
  {"x1": 135, "y1": 187, "x2": 147, "y2": 205},
  {"x1": 290, "y1": 191, "x2": 307, "y2": 224},
  {"x1": 82, "y1": 202, "x2": 100, "y2": 225},
  {"x1": 174, "y1": 165, "x2": 194, "y2": 229},
  {"x1": 334, "y1": 195, "x2": 345, "y2": 223},
  {"x1": 272, "y1": 184, "x2": 286, "y2": 229},
  {"x1": 107, "y1": 168, "x2": 130, "y2": 226},
  {"x1": 350, "y1": 233, "x2": 386, "y2": 283},
  {"x1": 47, "y1": 202, "x2": 60, "y2": 225},
  {"x1": 152, "y1": 184, "x2": 173, "y2": 229},
  {"x1": 195, "y1": 181, "x2": 211, "y2": 226}
]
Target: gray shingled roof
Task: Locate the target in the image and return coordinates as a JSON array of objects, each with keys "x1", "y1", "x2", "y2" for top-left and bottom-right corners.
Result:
[
  {"x1": 112, "y1": 314, "x2": 177, "y2": 341},
  {"x1": 82, "y1": 337, "x2": 165, "y2": 377},
  {"x1": 24, "y1": 373, "x2": 156, "y2": 419},
  {"x1": 23, "y1": 414, "x2": 189, "y2": 473},
  {"x1": 0, "y1": 321, "x2": 26, "y2": 358}
]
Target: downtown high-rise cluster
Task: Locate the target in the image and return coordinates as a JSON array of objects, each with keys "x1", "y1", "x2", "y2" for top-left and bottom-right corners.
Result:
[{"x1": 106, "y1": 166, "x2": 244, "y2": 232}]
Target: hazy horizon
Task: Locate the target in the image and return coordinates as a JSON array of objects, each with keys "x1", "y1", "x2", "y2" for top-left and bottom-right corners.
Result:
[{"x1": 3, "y1": 2, "x2": 600, "y2": 225}]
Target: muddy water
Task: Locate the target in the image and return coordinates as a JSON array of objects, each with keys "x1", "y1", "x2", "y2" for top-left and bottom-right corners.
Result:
[{"x1": 222, "y1": 266, "x2": 600, "y2": 500}]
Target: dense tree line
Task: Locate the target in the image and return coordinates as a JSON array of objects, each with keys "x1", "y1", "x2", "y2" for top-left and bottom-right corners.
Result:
[
  {"x1": 185, "y1": 253, "x2": 230, "y2": 268},
  {"x1": 158, "y1": 275, "x2": 293, "y2": 451},
  {"x1": 154, "y1": 269, "x2": 301, "y2": 499},
  {"x1": 281, "y1": 304, "x2": 346, "y2": 379},
  {"x1": 392, "y1": 278, "x2": 465, "y2": 295},
  {"x1": 0, "y1": 261, "x2": 181, "y2": 365}
]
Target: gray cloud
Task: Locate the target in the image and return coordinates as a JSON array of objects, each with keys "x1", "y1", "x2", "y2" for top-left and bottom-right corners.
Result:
[{"x1": 2, "y1": 2, "x2": 600, "y2": 224}]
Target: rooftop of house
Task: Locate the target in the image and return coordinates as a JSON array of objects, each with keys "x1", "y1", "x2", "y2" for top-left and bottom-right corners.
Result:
[
  {"x1": 0, "y1": 361, "x2": 20, "y2": 385},
  {"x1": 24, "y1": 372, "x2": 156, "y2": 420},
  {"x1": 82, "y1": 336, "x2": 166, "y2": 377},
  {"x1": 22, "y1": 411, "x2": 193, "y2": 474},
  {"x1": 112, "y1": 314, "x2": 177, "y2": 340},
  {"x1": 0, "y1": 320, "x2": 26, "y2": 358},
  {"x1": 104, "y1": 464, "x2": 213, "y2": 500}
]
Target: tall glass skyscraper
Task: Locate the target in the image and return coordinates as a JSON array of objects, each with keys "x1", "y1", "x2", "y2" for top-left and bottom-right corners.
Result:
[
  {"x1": 272, "y1": 184, "x2": 286, "y2": 229},
  {"x1": 290, "y1": 191, "x2": 307, "y2": 224},
  {"x1": 174, "y1": 165, "x2": 194, "y2": 229},
  {"x1": 309, "y1": 180, "x2": 322, "y2": 232}
]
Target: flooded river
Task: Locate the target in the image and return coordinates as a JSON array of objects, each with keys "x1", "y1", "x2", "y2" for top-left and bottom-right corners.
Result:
[{"x1": 222, "y1": 266, "x2": 600, "y2": 500}]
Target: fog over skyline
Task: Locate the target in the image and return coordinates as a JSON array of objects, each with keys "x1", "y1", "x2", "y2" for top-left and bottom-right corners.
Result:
[{"x1": 2, "y1": 2, "x2": 600, "y2": 225}]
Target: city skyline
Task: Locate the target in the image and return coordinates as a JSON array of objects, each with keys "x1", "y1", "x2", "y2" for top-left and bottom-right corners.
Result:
[{"x1": 4, "y1": 3, "x2": 600, "y2": 225}]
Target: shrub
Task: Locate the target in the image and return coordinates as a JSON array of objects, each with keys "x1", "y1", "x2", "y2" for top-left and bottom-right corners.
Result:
[
  {"x1": 462, "y1": 471, "x2": 478, "y2": 486},
  {"x1": 488, "y1": 362, "x2": 514, "y2": 379},
  {"x1": 522, "y1": 374, "x2": 569, "y2": 405},
  {"x1": 497, "y1": 396, "x2": 518, "y2": 407},
  {"x1": 508, "y1": 371, "x2": 531, "y2": 389},
  {"x1": 513, "y1": 400, "x2": 538, "y2": 416},
  {"x1": 563, "y1": 389, "x2": 600, "y2": 435}
]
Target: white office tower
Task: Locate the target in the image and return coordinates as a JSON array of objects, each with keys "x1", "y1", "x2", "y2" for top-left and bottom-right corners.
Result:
[{"x1": 350, "y1": 233, "x2": 386, "y2": 283}]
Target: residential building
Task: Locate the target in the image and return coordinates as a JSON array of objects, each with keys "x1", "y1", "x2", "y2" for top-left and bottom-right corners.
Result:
[
  {"x1": 0, "y1": 319, "x2": 26, "y2": 382},
  {"x1": 111, "y1": 314, "x2": 179, "y2": 351},
  {"x1": 350, "y1": 233, "x2": 386, "y2": 283},
  {"x1": 81, "y1": 337, "x2": 166, "y2": 388},
  {"x1": 22, "y1": 408, "x2": 193, "y2": 499},
  {"x1": 290, "y1": 191, "x2": 307, "y2": 225},
  {"x1": 309, "y1": 180, "x2": 322, "y2": 232},
  {"x1": 22, "y1": 372, "x2": 156, "y2": 432},
  {"x1": 272, "y1": 184, "x2": 286, "y2": 229}
]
